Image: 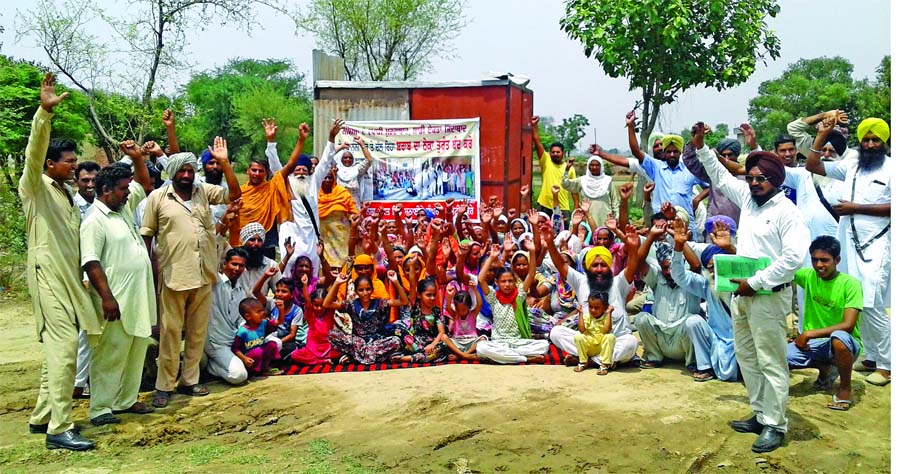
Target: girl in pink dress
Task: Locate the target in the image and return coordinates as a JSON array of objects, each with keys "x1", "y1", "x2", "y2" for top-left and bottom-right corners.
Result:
[{"x1": 290, "y1": 279, "x2": 339, "y2": 365}]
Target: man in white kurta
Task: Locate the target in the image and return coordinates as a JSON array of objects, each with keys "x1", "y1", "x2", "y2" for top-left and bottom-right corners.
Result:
[
  {"x1": 81, "y1": 155, "x2": 156, "y2": 424},
  {"x1": 695, "y1": 125, "x2": 808, "y2": 453}
]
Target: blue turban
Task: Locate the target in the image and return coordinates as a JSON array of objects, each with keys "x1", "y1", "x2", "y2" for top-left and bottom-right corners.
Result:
[
  {"x1": 297, "y1": 153, "x2": 312, "y2": 170},
  {"x1": 200, "y1": 149, "x2": 213, "y2": 166},
  {"x1": 701, "y1": 245, "x2": 727, "y2": 268},
  {"x1": 704, "y1": 215, "x2": 737, "y2": 236}
]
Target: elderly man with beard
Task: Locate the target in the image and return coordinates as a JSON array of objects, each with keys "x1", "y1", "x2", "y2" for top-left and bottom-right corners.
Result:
[
  {"x1": 266, "y1": 119, "x2": 345, "y2": 276},
  {"x1": 140, "y1": 137, "x2": 241, "y2": 408},
  {"x1": 805, "y1": 117, "x2": 892, "y2": 387},
  {"x1": 693, "y1": 121, "x2": 809, "y2": 453},
  {"x1": 670, "y1": 217, "x2": 739, "y2": 382},
  {"x1": 80, "y1": 142, "x2": 155, "y2": 426},
  {"x1": 546, "y1": 221, "x2": 641, "y2": 370},
  {"x1": 237, "y1": 222, "x2": 283, "y2": 297}
]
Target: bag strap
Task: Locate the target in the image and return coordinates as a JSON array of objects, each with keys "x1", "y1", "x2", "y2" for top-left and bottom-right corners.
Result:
[
  {"x1": 298, "y1": 193, "x2": 320, "y2": 238},
  {"x1": 812, "y1": 181, "x2": 839, "y2": 222}
]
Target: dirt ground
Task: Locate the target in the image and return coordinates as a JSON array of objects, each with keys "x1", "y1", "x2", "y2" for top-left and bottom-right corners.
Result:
[{"x1": 0, "y1": 299, "x2": 890, "y2": 474}]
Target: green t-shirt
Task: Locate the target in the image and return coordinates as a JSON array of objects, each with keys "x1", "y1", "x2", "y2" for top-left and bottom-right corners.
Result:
[{"x1": 794, "y1": 268, "x2": 863, "y2": 346}]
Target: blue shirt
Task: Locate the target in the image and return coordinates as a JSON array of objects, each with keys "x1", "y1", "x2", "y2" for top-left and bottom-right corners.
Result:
[{"x1": 641, "y1": 157, "x2": 708, "y2": 225}]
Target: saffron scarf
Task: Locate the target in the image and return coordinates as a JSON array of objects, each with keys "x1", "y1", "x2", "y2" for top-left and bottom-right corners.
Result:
[
  {"x1": 318, "y1": 184, "x2": 359, "y2": 219},
  {"x1": 232, "y1": 176, "x2": 293, "y2": 246}
]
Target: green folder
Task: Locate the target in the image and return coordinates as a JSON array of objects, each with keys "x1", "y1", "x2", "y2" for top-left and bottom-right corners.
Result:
[{"x1": 713, "y1": 254, "x2": 772, "y2": 295}]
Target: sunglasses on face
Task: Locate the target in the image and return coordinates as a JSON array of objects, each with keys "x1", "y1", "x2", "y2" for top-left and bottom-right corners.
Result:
[{"x1": 744, "y1": 175, "x2": 769, "y2": 184}]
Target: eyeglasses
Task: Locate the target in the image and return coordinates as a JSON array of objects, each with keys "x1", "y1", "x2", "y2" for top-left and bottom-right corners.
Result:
[{"x1": 744, "y1": 175, "x2": 769, "y2": 184}]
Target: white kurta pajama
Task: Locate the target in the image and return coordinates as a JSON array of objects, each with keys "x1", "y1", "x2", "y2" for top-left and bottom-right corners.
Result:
[
  {"x1": 824, "y1": 157, "x2": 892, "y2": 371},
  {"x1": 267, "y1": 141, "x2": 339, "y2": 276},
  {"x1": 697, "y1": 145, "x2": 809, "y2": 434},
  {"x1": 81, "y1": 182, "x2": 156, "y2": 418},
  {"x1": 476, "y1": 289, "x2": 549, "y2": 364},
  {"x1": 633, "y1": 261, "x2": 702, "y2": 366}
]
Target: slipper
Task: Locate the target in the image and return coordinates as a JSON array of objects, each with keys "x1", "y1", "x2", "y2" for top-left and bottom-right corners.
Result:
[
  {"x1": 692, "y1": 371, "x2": 714, "y2": 382},
  {"x1": 266, "y1": 368, "x2": 284, "y2": 376},
  {"x1": 573, "y1": 363, "x2": 587, "y2": 373},
  {"x1": 90, "y1": 413, "x2": 121, "y2": 426},
  {"x1": 152, "y1": 390, "x2": 171, "y2": 408},
  {"x1": 826, "y1": 395, "x2": 852, "y2": 411},
  {"x1": 338, "y1": 355, "x2": 350, "y2": 365},
  {"x1": 176, "y1": 384, "x2": 209, "y2": 397},
  {"x1": 113, "y1": 402, "x2": 155, "y2": 415},
  {"x1": 853, "y1": 360, "x2": 876, "y2": 372},
  {"x1": 640, "y1": 360, "x2": 661, "y2": 369},
  {"x1": 865, "y1": 372, "x2": 891, "y2": 386},
  {"x1": 596, "y1": 365, "x2": 609, "y2": 376}
]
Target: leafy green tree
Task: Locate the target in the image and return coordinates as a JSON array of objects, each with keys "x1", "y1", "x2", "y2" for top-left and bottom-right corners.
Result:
[
  {"x1": 179, "y1": 58, "x2": 312, "y2": 170},
  {"x1": 0, "y1": 55, "x2": 91, "y2": 156},
  {"x1": 560, "y1": 0, "x2": 781, "y2": 148},
  {"x1": 748, "y1": 57, "x2": 855, "y2": 149},
  {"x1": 680, "y1": 123, "x2": 730, "y2": 150},
  {"x1": 852, "y1": 55, "x2": 890, "y2": 135},
  {"x1": 300, "y1": 0, "x2": 467, "y2": 80},
  {"x1": 546, "y1": 114, "x2": 590, "y2": 155}
]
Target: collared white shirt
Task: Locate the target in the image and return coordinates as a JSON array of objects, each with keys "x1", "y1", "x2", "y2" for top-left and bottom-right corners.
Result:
[{"x1": 696, "y1": 146, "x2": 809, "y2": 291}]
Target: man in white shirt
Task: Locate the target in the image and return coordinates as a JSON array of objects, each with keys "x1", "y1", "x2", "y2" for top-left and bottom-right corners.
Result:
[
  {"x1": 805, "y1": 116, "x2": 892, "y2": 387},
  {"x1": 693, "y1": 122, "x2": 809, "y2": 453}
]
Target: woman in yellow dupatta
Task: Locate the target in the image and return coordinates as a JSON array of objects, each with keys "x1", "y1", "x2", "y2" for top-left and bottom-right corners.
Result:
[{"x1": 319, "y1": 169, "x2": 359, "y2": 267}]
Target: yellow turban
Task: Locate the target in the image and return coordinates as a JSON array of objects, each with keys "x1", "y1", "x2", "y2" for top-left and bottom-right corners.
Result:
[
  {"x1": 661, "y1": 134, "x2": 684, "y2": 152},
  {"x1": 857, "y1": 118, "x2": 890, "y2": 143},
  {"x1": 583, "y1": 246, "x2": 613, "y2": 270}
]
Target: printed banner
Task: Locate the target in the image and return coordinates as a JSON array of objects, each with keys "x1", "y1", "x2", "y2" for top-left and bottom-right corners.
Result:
[{"x1": 337, "y1": 119, "x2": 480, "y2": 219}]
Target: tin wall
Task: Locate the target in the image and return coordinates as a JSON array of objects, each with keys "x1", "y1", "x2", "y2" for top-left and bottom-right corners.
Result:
[{"x1": 312, "y1": 88, "x2": 410, "y2": 156}]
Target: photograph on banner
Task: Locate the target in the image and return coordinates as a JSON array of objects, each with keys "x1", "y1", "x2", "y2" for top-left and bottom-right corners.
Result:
[{"x1": 337, "y1": 119, "x2": 481, "y2": 217}]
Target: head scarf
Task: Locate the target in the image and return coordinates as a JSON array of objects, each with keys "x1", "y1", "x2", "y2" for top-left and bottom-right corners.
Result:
[
  {"x1": 537, "y1": 212, "x2": 551, "y2": 223},
  {"x1": 745, "y1": 151, "x2": 785, "y2": 188},
  {"x1": 648, "y1": 132, "x2": 665, "y2": 149},
  {"x1": 240, "y1": 222, "x2": 265, "y2": 245},
  {"x1": 856, "y1": 118, "x2": 890, "y2": 143},
  {"x1": 715, "y1": 138, "x2": 742, "y2": 159},
  {"x1": 704, "y1": 215, "x2": 737, "y2": 236},
  {"x1": 700, "y1": 245, "x2": 727, "y2": 268},
  {"x1": 335, "y1": 150, "x2": 358, "y2": 184},
  {"x1": 655, "y1": 242, "x2": 673, "y2": 263},
  {"x1": 583, "y1": 246, "x2": 613, "y2": 270},
  {"x1": 576, "y1": 247, "x2": 591, "y2": 273},
  {"x1": 497, "y1": 214, "x2": 509, "y2": 224},
  {"x1": 516, "y1": 232, "x2": 534, "y2": 250},
  {"x1": 165, "y1": 152, "x2": 199, "y2": 180},
  {"x1": 593, "y1": 226, "x2": 614, "y2": 246},
  {"x1": 578, "y1": 221, "x2": 593, "y2": 246},
  {"x1": 553, "y1": 230, "x2": 571, "y2": 248},
  {"x1": 579, "y1": 156, "x2": 613, "y2": 200},
  {"x1": 199, "y1": 149, "x2": 213, "y2": 167},
  {"x1": 661, "y1": 135, "x2": 685, "y2": 153},
  {"x1": 673, "y1": 206, "x2": 690, "y2": 226},
  {"x1": 398, "y1": 253, "x2": 425, "y2": 291},
  {"x1": 510, "y1": 218, "x2": 529, "y2": 233}
]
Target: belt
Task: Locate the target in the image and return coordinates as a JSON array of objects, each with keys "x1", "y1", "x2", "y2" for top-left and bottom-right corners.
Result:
[{"x1": 770, "y1": 283, "x2": 789, "y2": 293}]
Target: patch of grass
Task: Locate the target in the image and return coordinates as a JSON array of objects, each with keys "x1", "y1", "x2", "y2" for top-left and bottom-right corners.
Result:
[{"x1": 179, "y1": 444, "x2": 239, "y2": 466}]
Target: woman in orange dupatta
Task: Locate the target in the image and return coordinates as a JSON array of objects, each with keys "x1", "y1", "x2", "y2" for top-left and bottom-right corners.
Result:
[{"x1": 319, "y1": 169, "x2": 359, "y2": 267}]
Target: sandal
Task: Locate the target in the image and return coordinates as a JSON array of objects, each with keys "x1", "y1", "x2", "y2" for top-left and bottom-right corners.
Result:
[
  {"x1": 826, "y1": 394, "x2": 852, "y2": 411},
  {"x1": 90, "y1": 413, "x2": 121, "y2": 426},
  {"x1": 573, "y1": 363, "x2": 587, "y2": 373},
  {"x1": 692, "y1": 371, "x2": 714, "y2": 382},
  {"x1": 639, "y1": 359, "x2": 661, "y2": 369},
  {"x1": 113, "y1": 402, "x2": 155, "y2": 415},
  {"x1": 596, "y1": 365, "x2": 609, "y2": 376},
  {"x1": 152, "y1": 390, "x2": 171, "y2": 408},
  {"x1": 176, "y1": 384, "x2": 209, "y2": 397},
  {"x1": 338, "y1": 355, "x2": 350, "y2": 365}
]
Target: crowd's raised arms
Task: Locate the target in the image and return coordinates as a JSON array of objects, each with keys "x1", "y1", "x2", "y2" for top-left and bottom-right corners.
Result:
[{"x1": 22, "y1": 75, "x2": 890, "y2": 454}]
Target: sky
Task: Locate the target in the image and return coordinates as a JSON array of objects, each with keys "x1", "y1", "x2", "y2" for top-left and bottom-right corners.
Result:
[{"x1": 0, "y1": 0, "x2": 893, "y2": 150}]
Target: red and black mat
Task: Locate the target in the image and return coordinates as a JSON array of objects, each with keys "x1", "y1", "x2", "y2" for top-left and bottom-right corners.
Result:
[{"x1": 282, "y1": 344, "x2": 568, "y2": 375}]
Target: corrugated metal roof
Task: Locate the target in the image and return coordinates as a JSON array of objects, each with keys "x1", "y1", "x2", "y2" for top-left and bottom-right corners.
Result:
[
  {"x1": 316, "y1": 79, "x2": 515, "y2": 90},
  {"x1": 313, "y1": 97, "x2": 410, "y2": 156}
]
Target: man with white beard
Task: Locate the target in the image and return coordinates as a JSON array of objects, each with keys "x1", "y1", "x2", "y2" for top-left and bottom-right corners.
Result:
[
  {"x1": 266, "y1": 119, "x2": 346, "y2": 275},
  {"x1": 805, "y1": 116, "x2": 892, "y2": 387}
]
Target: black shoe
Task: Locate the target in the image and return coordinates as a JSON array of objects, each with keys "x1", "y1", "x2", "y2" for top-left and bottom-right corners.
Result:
[
  {"x1": 46, "y1": 429, "x2": 95, "y2": 451},
  {"x1": 29, "y1": 423, "x2": 48, "y2": 434},
  {"x1": 751, "y1": 426, "x2": 784, "y2": 453},
  {"x1": 729, "y1": 414, "x2": 764, "y2": 434},
  {"x1": 90, "y1": 413, "x2": 121, "y2": 426}
]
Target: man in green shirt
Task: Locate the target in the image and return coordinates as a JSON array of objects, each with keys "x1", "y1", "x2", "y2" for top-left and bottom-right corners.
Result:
[
  {"x1": 531, "y1": 116, "x2": 576, "y2": 220},
  {"x1": 787, "y1": 236, "x2": 863, "y2": 411},
  {"x1": 22, "y1": 74, "x2": 100, "y2": 451}
]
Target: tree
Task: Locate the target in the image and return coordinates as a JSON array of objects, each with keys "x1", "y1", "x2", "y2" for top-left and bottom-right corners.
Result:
[
  {"x1": 0, "y1": 54, "x2": 91, "y2": 157},
  {"x1": 179, "y1": 58, "x2": 312, "y2": 170},
  {"x1": 851, "y1": 55, "x2": 890, "y2": 136},
  {"x1": 546, "y1": 114, "x2": 590, "y2": 155},
  {"x1": 747, "y1": 57, "x2": 856, "y2": 149},
  {"x1": 18, "y1": 0, "x2": 292, "y2": 160},
  {"x1": 560, "y1": 0, "x2": 781, "y2": 149},
  {"x1": 300, "y1": 0, "x2": 467, "y2": 80}
]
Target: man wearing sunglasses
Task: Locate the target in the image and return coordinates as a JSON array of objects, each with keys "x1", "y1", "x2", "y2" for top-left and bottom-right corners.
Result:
[{"x1": 691, "y1": 121, "x2": 809, "y2": 454}]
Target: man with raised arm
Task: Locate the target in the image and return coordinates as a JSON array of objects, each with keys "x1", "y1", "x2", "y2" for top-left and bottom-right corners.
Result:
[
  {"x1": 531, "y1": 116, "x2": 576, "y2": 222},
  {"x1": 805, "y1": 116, "x2": 891, "y2": 387},
  {"x1": 22, "y1": 73, "x2": 98, "y2": 451},
  {"x1": 141, "y1": 137, "x2": 241, "y2": 408},
  {"x1": 693, "y1": 121, "x2": 809, "y2": 453}
]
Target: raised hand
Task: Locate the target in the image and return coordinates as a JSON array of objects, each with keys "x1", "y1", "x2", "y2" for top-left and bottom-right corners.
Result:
[
  {"x1": 298, "y1": 123, "x2": 311, "y2": 141},
  {"x1": 566, "y1": 158, "x2": 575, "y2": 171},
  {"x1": 507, "y1": 208, "x2": 518, "y2": 220},
  {"x1": 530, "y1": 116, "x2": 540, "y2": 127},
  {"x1": 441, "y1": 237, "x2": 452, "y2": 258},
  {"x1": 833, "y1": 109, "x2": 849, "y2": 126},
  {"x1": 489, "y1": 243, "x2": 502, "y2": 259},
  {"x1": 817, "y1": 116, "x2": 836, "y2": 136},
  {"x1": 335, "y1": 272, "x2": 350, "y2": 285},
  {"x1": 329, "y1": 119, "x2": 345, "y2": 142},
  {"x1": 625, "y1": 110, "x2": 637, "y2": 127},
  {"x1": 161, "y1": 109, "x2": 175, "y2": 128},
  {"x1": 284, "y1": 236, "x2": 295, "y2": 258},
  {"x1": 648, "y1": 221, "x2": 667, "y2": 239},
  {"x1": 661, "y1": 202, "x2": 676, "y2": 221},
  {"x1": 579, "y1": 199, "x2": 591, "y2": 214},
  {"x1": 605, "y1": 213, "x2": 617, "y2": 231},
  {"x1": 222, "y1": 199, "x2": 243, "y2": 227},
  {"x1": 539, "y1": 223, "x2": 554, "y2": 247},
  {"x1": 119, "y1": 140, "x2": 142, "y2": 159},
  {"x1": 492, "y1": 205, "x2": 503, "y2": 219},
  {"x1": 262, "y1": 118, "x2": 278, "y2": 141},
  {"x1": 619, "y1": 182, "x2": 635, "y2": 200},
  {"x1": 208, "y1": 136, "x2": 229, "y2": 163},
  {"x1": 522, "y1": 235, "x2": 535, "y2": 252},
  {"x1": 690, "y1": 122, "x2": 706, "y2": 149},
  {"x1": 40, "y1": 73, "x2": 70, "y2": 113},
  {"x1": 623, "y1": 224, "x2": 640, "y2": 250},
  {"x1": 264, "y1": 265, "x2": 279, "y2": 279},
  {"x1": 588, "y1": 144, "x2": 601, "y2": 156},
  {"x1": 142, "y1": 140, "x2": 163, "y2": 157},
  {"x1": 671, "y1": 217, "x2": 689, "y2": 249},
  {"x1": 526, "y1": 208, "x2": 539, "y2": 227},
  {"x1": 503, "y1": 232, "x2": 516, "y2": 253},
  {"x1": 571, "y1": 208, "x2": 584, "y2": 228},
  {"x1": 520, "y1": 184, "x2": 530, "y2": 197},
  {"x1": 709, "y1": 220, "x2": 733, "y2": 249},
  {"x1": 480, "y1": 206, "x2": 493, "y2": 224},
  {"x1": 386, "y1": 270, "x2": 399, "y2": 283},
  {"x1": 641, "y1": 182, "x2": 654, "y2": 195},
  {"x1": 316, "y1": 240, "x2": 325, "y2": 257}
]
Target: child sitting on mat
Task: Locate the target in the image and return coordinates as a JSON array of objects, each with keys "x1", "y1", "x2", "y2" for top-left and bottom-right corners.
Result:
[
  {"x1": 291, "y1": 278, "x2": 340, "y2": 365},
  {"x1": 442, "y1": 279, "x2": 485, "y2": 361},
  {"x1": 253, "y1": 267, "x2": 307, "y2": 360}
]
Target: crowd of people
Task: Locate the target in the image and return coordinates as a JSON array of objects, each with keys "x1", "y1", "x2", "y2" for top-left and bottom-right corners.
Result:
[{"x1": 21, "y1": 74, "x2": 890, "y2": 456}]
